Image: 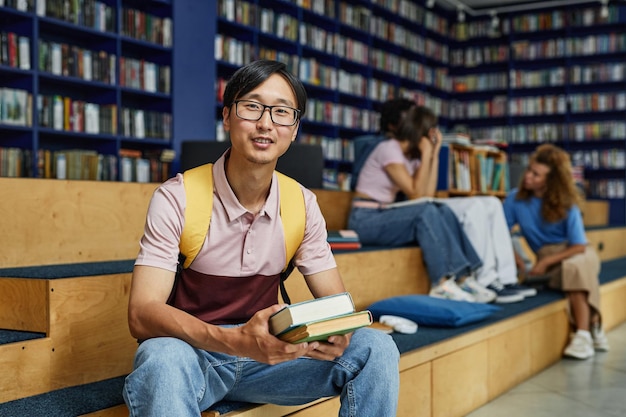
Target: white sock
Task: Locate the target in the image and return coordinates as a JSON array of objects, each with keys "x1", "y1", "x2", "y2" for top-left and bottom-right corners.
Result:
[{"x1": 576, "y1": 329, "x2": 592, "y2": 340}]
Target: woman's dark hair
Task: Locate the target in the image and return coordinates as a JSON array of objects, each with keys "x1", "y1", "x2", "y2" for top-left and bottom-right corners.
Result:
[
  {"x1": 379, "y1": 98, "x2": 415, "y2": 135},
  {"x1": 223, "y1": 59, "x2": 307, "y2": 118},
  {"x1": 395, "y1": 105, "x2": 438, "y2": 159}
]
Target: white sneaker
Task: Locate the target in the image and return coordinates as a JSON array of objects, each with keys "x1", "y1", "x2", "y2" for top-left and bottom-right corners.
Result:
[
  {"x1": 459, "y1": 276, "x2": 497, "y2": 303},
  {"x1": 430, "y1": 277, "x2": 476, "y2": 302},
  {"x1": 591, "y1": 323, "x2": 610, "y2": 352},
  {"x1": 563, "y1": 330, "x2": 595, "y2": 359}
]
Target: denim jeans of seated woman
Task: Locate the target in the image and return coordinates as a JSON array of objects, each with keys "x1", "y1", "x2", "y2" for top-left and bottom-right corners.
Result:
[
  {"x1": 123, "y1": 327, "x2": 399, "y2": 417},
  {"x1": 348, "y1": 201, "x2": 482, "y2": 283}
]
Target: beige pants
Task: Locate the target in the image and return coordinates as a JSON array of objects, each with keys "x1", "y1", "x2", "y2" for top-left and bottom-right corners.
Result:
[{"x1": 537, "y1": 243, "x2": 602, "y2": 323}]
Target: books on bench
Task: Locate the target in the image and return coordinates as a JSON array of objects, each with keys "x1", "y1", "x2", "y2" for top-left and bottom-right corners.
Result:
[
  {"x1": 327, "y1": 229, "x2": 361, "y2": 250},
  {"x1": 269, "y1": 292, "x2": 373, "y2": 343}
]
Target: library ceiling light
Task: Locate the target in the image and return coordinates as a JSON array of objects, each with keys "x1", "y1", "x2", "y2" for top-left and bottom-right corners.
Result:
[
  {"x1": 439, "y1": 0, "x2": 610, "y2": 18},
  {"x1": 490, "y1": 10, "x2": 499, "y2": 28},
  {"x1": 457, "y1": 6, "x2": 466, "y2": 22}
]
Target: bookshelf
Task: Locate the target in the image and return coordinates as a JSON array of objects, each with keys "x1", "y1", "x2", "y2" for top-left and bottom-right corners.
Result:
[
  {"x1": 449, "y1": 3, "x2": 626, "y2": 224},
  {"x1": 213, "y1": 0, "x2": 452, "y2": 191},
  {"x1": 437, "y1": 142, "x2": 509, "y2": 198},
  {"x1": 0, "y1": 0, "x2": 177, "y2": 182},
  {"x1": 2, "y1": 1, "x2": 624, "y2": 223}
]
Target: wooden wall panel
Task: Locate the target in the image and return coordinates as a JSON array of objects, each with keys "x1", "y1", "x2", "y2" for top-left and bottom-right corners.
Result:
[
  {"x1": 0, "y1": 178, "x2": 157, "y2": 268},
  {"x1": 487, "y1": 325, "x2": 531, "y2": 400},
  {"x1": 0, "y1": 278, "x2": 48, "y2": 332},
  {"x1": 529, "y1": 309, "x2": 569, "y2": 375},
  {"x1": 48, "y1": 274, "x2": 137, "y2": 389},
  {"x1": 432, "y1": 342, "x2": 489, "y2": 417},
  {"x1": 0, "y1": 338, "x2": 53, "y2": 402},
  {"x1": 284, "y1": 247, "x2": 428, "y2": 311},
  {"x1": 398, "y1": 362, "x2": 431, "y2": 417},
  {"x1": 586, "y1": 228, "x2": 626, "y2": 261},
  {"x1": 311, "y1": 189, "x2": 353, "y2": 231},
  {"x1": 600, "y1": 279, "x2": 626, "y2": 330},
  {"x1": 580, "y1": 200, "x2": 609, "y2": 227}
]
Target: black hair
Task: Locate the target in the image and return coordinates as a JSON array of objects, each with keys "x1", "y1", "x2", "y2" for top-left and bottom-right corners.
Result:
[
  {"x1": 379, "y1": 98, "x2": 415, "y2": 135},
  {"x1": 395, "y1": 105, "x2": 438, "y2": 159},
  {"x1": 223, "y1": 59, "x2": 307, "y2": 118}
]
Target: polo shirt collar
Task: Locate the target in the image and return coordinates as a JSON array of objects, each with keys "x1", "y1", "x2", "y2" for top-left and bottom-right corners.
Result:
[{"x1": 213, "y1": 149, "x2": 279, "y2": 222}]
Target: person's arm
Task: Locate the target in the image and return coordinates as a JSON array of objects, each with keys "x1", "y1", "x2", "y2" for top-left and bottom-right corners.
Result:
[
  {"x1": 423, "y1": 128, "x2": 442, "y2": 196},
  {"x1": 530, "y1": 244, "x2": 586, "y2": 275},
  {"x1": 127, "y1": 265, "x2": 318, "y2": 365},
  {"x1": 385, "y1": 134, "x2": 441, "y2": 199}
]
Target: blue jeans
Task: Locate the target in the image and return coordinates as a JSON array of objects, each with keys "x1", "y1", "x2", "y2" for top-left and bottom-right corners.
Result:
[
  {"x1": 348, "y1": 202, "x2": 482, "y2": 283},
  {"x1": 123, "y1": 328, "x2": 399, "y2": 417}
]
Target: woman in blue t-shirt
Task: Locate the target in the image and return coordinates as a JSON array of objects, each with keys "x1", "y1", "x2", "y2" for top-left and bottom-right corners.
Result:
[{"x1": 503, "y1": 144, "x2": 610, "y2": 359}]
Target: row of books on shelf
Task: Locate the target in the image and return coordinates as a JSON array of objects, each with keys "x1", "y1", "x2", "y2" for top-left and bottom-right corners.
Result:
[
  {"x1": 38, "y1": 95, "x2": 117, "y2": 135},
  {"x1": 571, "y1": 149, "x2": 626, "y2": 170},
  {"x1": 119, "y1": 57, "x2": 170, "y2": 94},
  {"x1": 322, "y1": 168, "x2": 352, "y2": 192},
  {"x1": 589, "y1": 179, "x2": 625, "y2": 199},
  {"x1": 450, "y1": 92, "x2": 626, "y2": 120},
  {"x1": 0, "y1": 87, "x2": 31, "y2": 126},
  {"x1": 38, "y1": 40, "x2": 116, "y2": 84},
  {"x1": 511, "y1": 34, "x2": 626, "y2": 61},
  {"x1": 120, "y1": 108, "x2": 172, "y2": 140},
  {"x1": 0, "y1": 32, "x2": 30, "y2": 70},
  {"x1": 0, "y1": 147, "x2": 30, "y2": 177},
  {"x1": 120, "y1": 7, "x2": 173, "y2": 47},
  {"x1": 34, "y1": 148, "x2": 174, "y2": 182},
  {"x1": 469, "y1": 120, "x2": 626, "y2": 144},
  {"x1": 454, "y1": 5, "x2": 622, "y2": 41},
  {"x1": 300, "y1": 134, "x2": 355, "y2": 163},
  {"x1": 36, "y1": 94, "x2": 172, "y2": 139},
  {"x1": 438, "y1": 143, "x2": 510, "y2": 194},
  {"x1": 506, "y1": 5, "x2": 621, "y2": 32},
  {"x1": 38, "y1": 0, "x2": 116, "y2": 33}
]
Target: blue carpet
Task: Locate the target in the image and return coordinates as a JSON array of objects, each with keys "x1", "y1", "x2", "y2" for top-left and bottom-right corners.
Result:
[
  {"x1": 0, "y1": 260, "x2": 135, "y2": 279},
  {"x1": 0, "y1": 329, "x2": 45, "y2": 344},
  {"x1": 0, "y1": 377, "x2": 126, "y2": 417}
]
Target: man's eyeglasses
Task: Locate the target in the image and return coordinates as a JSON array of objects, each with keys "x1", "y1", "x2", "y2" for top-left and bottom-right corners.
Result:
[{"x1": 234, "y1": 100, "x2": 300, "y2": 126}]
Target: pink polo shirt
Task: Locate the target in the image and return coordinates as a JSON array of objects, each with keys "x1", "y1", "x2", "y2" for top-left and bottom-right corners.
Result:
[{"x1": 136, "y1": 150, "x2": 337, "y2": 278}]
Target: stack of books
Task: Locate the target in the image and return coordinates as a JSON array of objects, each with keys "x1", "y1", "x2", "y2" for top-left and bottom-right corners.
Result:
[
  {"x1": 327, "y1": 229, "x2": 361, "y2": 250},
  {"x1": 269, "y1": 292, "x2": 372, "y2": 343}
]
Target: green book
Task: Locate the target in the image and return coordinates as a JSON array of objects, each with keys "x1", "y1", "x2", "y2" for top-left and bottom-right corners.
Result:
[
  {"x1": 276, "y1": 310, "x2": 373, "y2": 344},
  {"x1": 269, "y1": 292, "x2": 356, "y2": 336}
]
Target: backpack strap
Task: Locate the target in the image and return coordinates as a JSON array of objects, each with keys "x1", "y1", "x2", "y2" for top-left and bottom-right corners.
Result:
[
  {"x1": 276, "y1": 171, "x2": 305, "y2": 272},
  {"x1": 179, "y1": 164, "x2": 306, "y2": 284},
  {"x1": 180, "y1": 163, "x2": 214, "y2": 269}
]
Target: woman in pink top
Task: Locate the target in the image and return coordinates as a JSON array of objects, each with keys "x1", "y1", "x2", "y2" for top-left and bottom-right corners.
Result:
[{"x1": 348, "y1": 105, "x2": 488, "y2": 302}]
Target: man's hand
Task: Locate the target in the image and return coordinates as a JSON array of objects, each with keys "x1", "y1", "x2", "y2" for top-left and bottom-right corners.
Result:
[
  {"x1": 306, "y1": 333, "x2": 352, "y2": 361},
  {"x1": 229, "y1": 305, "x2": 319, "y2": 365}
]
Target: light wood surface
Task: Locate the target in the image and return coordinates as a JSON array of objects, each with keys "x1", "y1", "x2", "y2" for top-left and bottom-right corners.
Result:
[
  {"x1": 0, "y1": 278, "x2": 48, "y2": 332},
  {"x1": 0, "y1": 178, "x2": 157, "y2": 268}
]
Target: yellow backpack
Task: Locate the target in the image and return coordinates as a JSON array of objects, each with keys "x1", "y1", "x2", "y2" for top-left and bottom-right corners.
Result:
[{"x1": 178, "y1": 163, "x2": 305, "y2": 302}]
